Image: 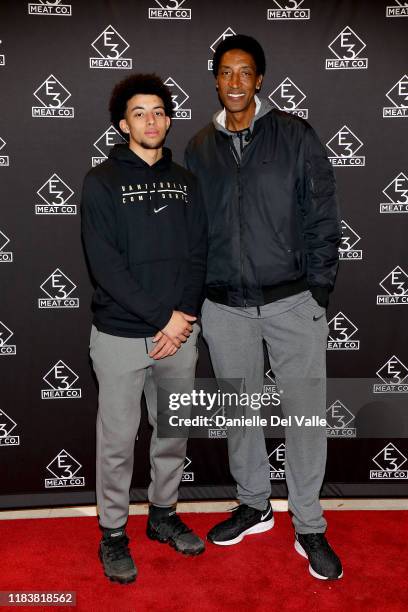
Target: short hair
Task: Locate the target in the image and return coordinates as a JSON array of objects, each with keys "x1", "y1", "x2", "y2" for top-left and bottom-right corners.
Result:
[
  {"x1": 212, "y1": 34, "x2": 266, "y2": 77},
  {"x1": 109, "y1": 73, "x2": 174, "y2": 133}
]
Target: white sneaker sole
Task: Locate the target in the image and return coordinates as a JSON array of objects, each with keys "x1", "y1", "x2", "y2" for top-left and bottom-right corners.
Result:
[
  {"x1": 211, "y1": 517, "x2": 275, "y2": 546},
  {"x1": 294, "y1": 539, "x2": 343, "y2": 580}
]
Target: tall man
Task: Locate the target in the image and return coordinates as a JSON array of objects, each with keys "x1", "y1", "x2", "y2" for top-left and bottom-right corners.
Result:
[
  {"x1": 185, "y1": 35, "x2": 343, "y2": 580},
  {"x1": 82, "y1": 74, "x2": 207, "y2": 584}
]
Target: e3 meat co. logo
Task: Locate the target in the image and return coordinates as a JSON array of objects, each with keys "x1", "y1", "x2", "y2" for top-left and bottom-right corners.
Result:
[
  {"x1": 0, "y1": 409, "x2": 20, "y2": 446},
  {"x1": 148, "y1": 0, "x2": 191, "y2": 19},
  {"x1": 38, "y1": 269, "x2": 79, "y2": 309},
  {"x1": 268, "y1": 78, "x2": 309, "y2": 118},
  {"x1": 0, "y1": 321, "x2": 16, "y2": 355},
  {"x1": 0, "y1": 136, "x2": 9, "y2": 166},
  {"x1": 386, "y1": 1, "x2": 408, "y2": 18},
  {"x1": 373, "y1": 355, "x2": 408, "y2": 394},
  {"x1": 32, "y1": 75, "x2": 74, "y2": 118},
  {"x1": 90, "y1": 26, "x2": 132, "y2": 69},
  {"x1": 383, "y1": 75, "x2": 408, "y2": 118},
  {"x1": 0, "y1": 230, "x2": 12, "y2": 263},
  {"x1": 269, "y1": 443, "x2": 286, "y2": 480},
  {"x1": 45, "y1": 450, "x2": 85, "y2": 488},
  {"x1": 164, "y1": 78, "x2": 191, "y2": 119},
  {"x1": 208, "y1": 27, "x2": 236, "y2": 71},
  {"x1": 92, "y1": 126, "x2": 125, "y2": 167},
  {"x1": 28, "y1": 0, "x2": 72, "y2": 16},
  {"x1": 327, "y1": 312, "x2": 360, "y2": 350},
  {"x1": 380, "y1": 172, "x2": 408, "y2": 213},
  {"x1": 327, "y1": 126, "x2": 365, "y2": 167},
  {"x1": 377, "y1": 267, "x2": 408, "y2": 305},
  {"x1": 35, "y1": 174, "x2": 76, "y2": 215},
  {"x1": 41, "y1": 361, "x2": 82, "y2": 399},
  {"x1": 325, "y1": 26, "x2": 368, "y2": 70},
  {"x1": 339, "y1": 220, "x2": 363, "y2": 260},
  {"x1": 326, "y1": 400, "x2": 356, "y2": 438},
  {"x1": 182, "y1": 456, "x2": 194, "y2": 481},
  {"x1": 267, "y1": 1, "x2": 310, "y2": 20},
  {"x1": 370, "y1": 443, "x2": 407, "y2": 480}
]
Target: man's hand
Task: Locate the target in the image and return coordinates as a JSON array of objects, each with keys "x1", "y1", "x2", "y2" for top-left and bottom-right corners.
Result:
[
  {"x1": 161, "y1": 311, "x2": 196, "y2": 344},
  {"x1": 149, "y1": 311, "x2": 197, "y2": 360},
  {"x1": 149, "y1": 331, "x2": 178, "y2": 360}
]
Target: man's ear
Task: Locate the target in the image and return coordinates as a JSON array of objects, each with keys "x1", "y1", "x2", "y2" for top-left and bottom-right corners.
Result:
[
  {"x1": 119, "y1": 118, "x2": 129, "y2": 134},
  {"x1": 256, "y1": 75, "x2": 263, "y2": 91},
  {"x1": 165, "y1": 116, "x2": 171, "y2": 131}
]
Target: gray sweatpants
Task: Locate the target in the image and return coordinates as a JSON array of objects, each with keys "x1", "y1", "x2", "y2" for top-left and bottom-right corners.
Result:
[
  {"x1": 89, "y1": 324, "x2": 199, "y2": 530},
  {"x1": 201, "y1": 291, "x2": 328, "y2": 534}
]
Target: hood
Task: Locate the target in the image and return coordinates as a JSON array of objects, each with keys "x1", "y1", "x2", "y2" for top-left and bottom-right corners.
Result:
[
  {"x1": 212, "y1": 95, "x2": 273, "y2": 134},
  {"x1": 108, "y1": 143, "x2": 172, "y2": 169}
]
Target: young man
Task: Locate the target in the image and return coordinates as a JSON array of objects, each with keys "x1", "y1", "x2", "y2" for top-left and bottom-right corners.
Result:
[
  {"x1": 185, "y1": 35, "x2": 343, "y2": 580},
  {"x1": 81, "y1": 74, "x2": 207, "y2": 584}
]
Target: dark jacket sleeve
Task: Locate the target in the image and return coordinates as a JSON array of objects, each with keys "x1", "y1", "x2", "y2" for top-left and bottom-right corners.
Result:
[
  {"x1": 178, "y1": 177, "x2": 208, "y2": 315},
  {"x1": 300, "y1": 125, "x2": 342, "y2": 306},
  {"x1": 81, "y1": 173, "x2": 173, "y2": 329}
]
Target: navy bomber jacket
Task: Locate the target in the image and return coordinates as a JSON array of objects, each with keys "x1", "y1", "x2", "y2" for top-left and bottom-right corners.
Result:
[{"x1": 185, "y1": 109, "x2": 341, "y2": 308}]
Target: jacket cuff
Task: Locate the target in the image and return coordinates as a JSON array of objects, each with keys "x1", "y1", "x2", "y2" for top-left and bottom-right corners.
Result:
[{"x1": 310, "y1": 286, "x2": 330, "y2": 308}]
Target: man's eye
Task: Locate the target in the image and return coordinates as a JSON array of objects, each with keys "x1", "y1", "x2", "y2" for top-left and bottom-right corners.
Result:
[
  {"x1": 155, "y1": 111, "x2": 164, "y2": 116},
  {"x1": 135, "y1": 112, "x2": 144, "y2": 118}
]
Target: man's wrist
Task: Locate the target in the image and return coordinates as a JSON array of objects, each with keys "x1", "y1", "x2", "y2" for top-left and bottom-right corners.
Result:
[{"x1": 310, "y1": 286, "x2": 330, "y2": 308}]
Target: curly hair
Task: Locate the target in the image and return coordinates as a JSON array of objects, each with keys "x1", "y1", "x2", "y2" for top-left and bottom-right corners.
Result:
[
  {"x1": 109, "y1": 73, "x2": 174, "y2": 133},
  {"x1": 212, "y1": 34, "x2": 266, "y2": 77}
]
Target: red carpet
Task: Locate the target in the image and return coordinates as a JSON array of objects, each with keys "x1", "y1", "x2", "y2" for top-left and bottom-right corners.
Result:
[{"x1": 0, "y1": 510, "x2": 407, "y2": 611}]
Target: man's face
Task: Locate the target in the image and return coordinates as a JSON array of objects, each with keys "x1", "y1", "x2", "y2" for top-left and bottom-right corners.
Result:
[
  {"x1": 119, "y1": 94, "x2": 170, "y2": 150},
  {"x1": 216, "y1": 49, "x2": 263, "y2": 114}
]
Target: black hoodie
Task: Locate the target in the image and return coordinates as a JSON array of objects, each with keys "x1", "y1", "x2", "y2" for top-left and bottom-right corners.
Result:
[{"x1": 81, "y1": 144, "x2": 207, "y2": 338}]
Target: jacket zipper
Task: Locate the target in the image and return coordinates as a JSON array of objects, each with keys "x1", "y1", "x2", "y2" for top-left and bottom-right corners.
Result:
[{"x1": 230, "y1": 141, "x2": 247, "y2": 307}]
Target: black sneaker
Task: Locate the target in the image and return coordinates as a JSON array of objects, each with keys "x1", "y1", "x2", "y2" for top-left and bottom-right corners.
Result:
[
  {"x1": 99, "y1": 527, "x2": 137, "y2": 584},
  {"x1": 146, "y1": 509, "x2": 205, "y2": 556},
  {"x1": 207, "y1": 503, "x2": 274, "y2": 546},
  {"x1": 295, "y1": 532, "x2": 343, "y2": 580}
]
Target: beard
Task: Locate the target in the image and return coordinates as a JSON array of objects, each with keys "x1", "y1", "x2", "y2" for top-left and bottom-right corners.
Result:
[{"x1": 139, "y1": 136, "x2": 166, "y2": 150}]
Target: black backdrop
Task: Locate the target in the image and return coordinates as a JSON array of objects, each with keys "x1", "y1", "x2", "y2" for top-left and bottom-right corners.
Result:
[{"x1": 1, "y1": 0, "x2": 408, "y2": 509}]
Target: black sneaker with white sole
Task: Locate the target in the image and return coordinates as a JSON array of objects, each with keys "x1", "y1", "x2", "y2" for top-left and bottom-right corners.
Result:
[
  {"x1": 207, "y1": 503, "x2": 274, "y2": 546},
  {"x1": 146, "y1": 507, "x2": 205, "y2": 556},
  {"x1": 99, "y1": 527, "x2": 137, "y2": 584},
  {"x1": 295, "y1": 532, "x2": 343, "y2": 580}
]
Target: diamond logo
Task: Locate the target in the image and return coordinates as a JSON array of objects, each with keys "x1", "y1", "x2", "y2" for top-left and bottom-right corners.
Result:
[
  {"x1": 164, "y1": 77, "x2": 188, "y2": 110},
  {"x1": 0, "y1": 321, "x2": 13, "y2": 347},
  {"x1": 379, "y1": 267, "x2": 408, "y2": 296},
  {"x1": 33, "y1": 74, "x2": 71, "y2": 108},
  {"x1": 46, "y1": 449, "x2": 82, "y2": 479},
  {"x1": 154, "y1": 0, "x2": 187, "y2": 7},
  {"x1": 91, "y1": 25, "x2": 129, "y2": 59},
  {"x1": 0, "y1": 409, "x2": 17, "y2": 438},
  {"x1": 328, "y1": 312, "x2": 358, "y2": 342},
  {"x1": 386, "y1": 75, "x2": 408, "y2": 108},
  {"x1": 383, "y1": 172, "x2": 408, "y2": 204},
  {"x1": 37, "y1": 174, "x2": 74, "y2": 206},
  {"x1": 376, "y1": 356, "x2": 408, "y2": 385},
  {"x1": 210, "y1": 27, "x2": 236, "y2": 52},
  {"x1": 339, "y1": 220, "x2": 360, "y2": 251},
  {"x1": 328, "y1": 26, "x2": 366, "y2": 60},
  {"x1": 272, "y1": 0, "x2": 305, "y2": 9},
  {"x1": 372, "y1": 443, "x2": 407, "y2": 471},
  {"x1": 40, "y1": 269, "x2": 76, "y2": 299},
  {"x1": 0, "y1": 137, "x2": 5, "y2": 151},
  {"x1": 0, "y1": 230, "x2": 10, "y2": 252},
  {"x1": 269, "y1": 77, "x2": 306, "y2": 111},
  {"x1": 94, "y1": 126, "x2": 125, "y2": 158},
  {"x1": 326, "y1": 400, "x2": 355, "y2": 429},
  {"x1": 43, "y1": 360, "x2": 79, "y2": 390},
  {"x1": 327, "y1": 126, "x2": 363, "y2": 158},
  {"x1": 268, "y1": 443, "x2": 286, "y2": 472}
]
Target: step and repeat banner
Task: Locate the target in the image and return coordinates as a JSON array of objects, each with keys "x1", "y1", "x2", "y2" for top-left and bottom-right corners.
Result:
[{"x1": 1, "y1": 0, "x2": 407, "y2": 508}]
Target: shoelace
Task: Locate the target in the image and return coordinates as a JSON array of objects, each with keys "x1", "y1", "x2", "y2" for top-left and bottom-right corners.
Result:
[{"x1": 104, "y1": 535, "x2": 131, "y2": 561}]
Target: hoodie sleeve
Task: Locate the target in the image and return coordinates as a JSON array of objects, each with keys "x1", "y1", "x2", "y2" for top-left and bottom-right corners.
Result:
[
  {"x1": 300, "y1": 124, "x2": 342, "y2": 306},
  {"x1": 178, "y1": 177, "x2": 208, "y2": 316},
  {"x1": 81, "y1": 173, "x2": 173, "y2": 330}
]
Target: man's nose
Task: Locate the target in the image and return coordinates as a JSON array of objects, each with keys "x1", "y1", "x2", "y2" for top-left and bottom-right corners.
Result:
[
  {"x1": 229, "y1": 72, "x2": 241, "y2": 88},
  {"x1": 146, "y1": 112, "x2": 156, "y2": 124}
]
